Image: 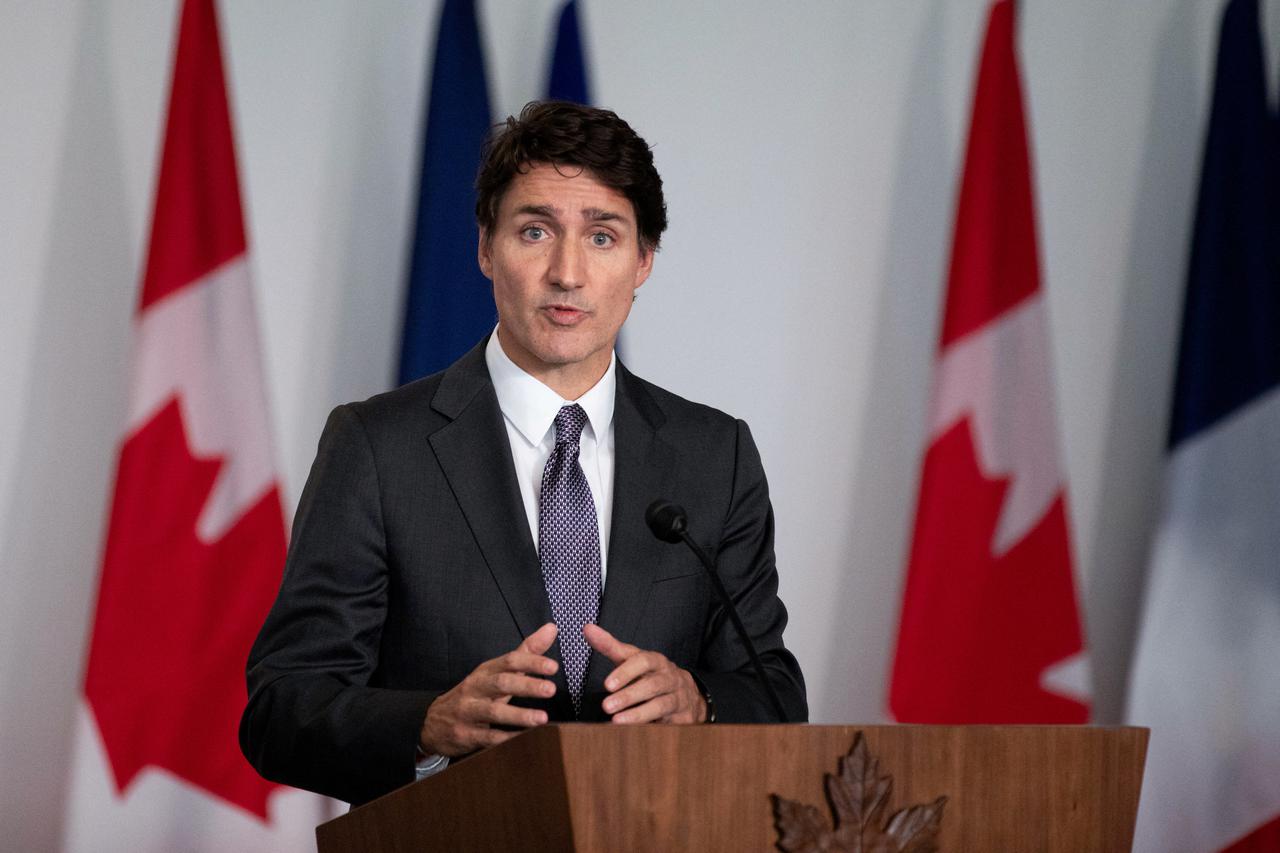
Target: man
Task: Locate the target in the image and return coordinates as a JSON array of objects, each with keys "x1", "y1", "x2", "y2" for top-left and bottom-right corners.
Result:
[{"x1": 240, "y1": 102, "x2": 806, "y2": 806}]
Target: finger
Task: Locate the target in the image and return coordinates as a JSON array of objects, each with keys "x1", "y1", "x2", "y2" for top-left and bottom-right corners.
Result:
[
  {"x1": 610, "y1": 692, "x2": 680, "y2": 725},
  {"x1": 489, "y1": 649, "x2": 559, "y2": 678},
  {"x1": 602, "y1": 650, "x2": 663, "y2": 694},
  {"x1": 584, "y1": 622, "x2": 639, "y2": 665},
  {"x1": 445, "y1": 723, "x2": 522, "y2": 753},
  {"x1": 519, "y1": 622, "x2": 559, "y2": 656},
  {"x1": 482, "y1": 671, "x2": 557, "y2": 702},
  {"x1": 477, "y1": 699, "x2": 549, "y2": 729},
  {"x1": 476, "y1": 728, "x2": 519, "y2": 750},
  {"x1": 601, "y1": 671, "x2": 673, "y2": 716}
]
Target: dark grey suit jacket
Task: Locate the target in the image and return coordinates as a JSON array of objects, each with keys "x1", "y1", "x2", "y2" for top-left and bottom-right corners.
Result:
[{"x1": 239, "y1": 340, "x2": 806, "y2": 805}]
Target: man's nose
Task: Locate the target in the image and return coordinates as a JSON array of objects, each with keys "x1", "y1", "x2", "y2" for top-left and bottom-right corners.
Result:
[{"x1": 548, "y1": 238, "x2": 585, "y2": 289}]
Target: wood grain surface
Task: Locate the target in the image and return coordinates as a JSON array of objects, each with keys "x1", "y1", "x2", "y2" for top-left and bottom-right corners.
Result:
[{"x1": 316, "y1": 724, "x2": 1148, "y2": 852}]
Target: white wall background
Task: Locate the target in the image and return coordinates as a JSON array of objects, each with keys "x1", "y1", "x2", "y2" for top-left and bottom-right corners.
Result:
[{"x1": 2, "y1": 0, "x2": 1270, "y2": 847}]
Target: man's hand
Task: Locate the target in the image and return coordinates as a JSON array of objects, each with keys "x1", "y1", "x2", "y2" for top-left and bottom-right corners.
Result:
[
  {"x1": 584, "y1": 623, "x2": 707, "y2": 724},
  {"x1": 419, "y1": 622, "x2": 559, "y2": 757}
]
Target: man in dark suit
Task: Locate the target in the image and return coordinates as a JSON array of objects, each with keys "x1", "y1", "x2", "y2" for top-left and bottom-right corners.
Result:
[{"x1": 240, "y1": 102, "x2": 806, "y2": 806}]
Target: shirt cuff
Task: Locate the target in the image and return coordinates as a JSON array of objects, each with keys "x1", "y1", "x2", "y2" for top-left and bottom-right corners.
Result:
[{"x1": 414, "y1": 748, "x2": 450, "y2": 780}]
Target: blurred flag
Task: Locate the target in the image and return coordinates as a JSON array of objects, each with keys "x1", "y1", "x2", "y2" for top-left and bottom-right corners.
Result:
[
  {"x1": 398, "y1": 0, "x2": 495, "y2": 385},
  {"x1": 888, "y1": 0, "x2": 1090, "y2": 724},
  {"x1": 1125, "y1": 0, "x2": 1280, "y2": 850},
  {"x1": 62, "y1": 0, "x2": 326, "y2": 848},
  {"x1": 547, "y1": 0, "x2": 592, "y2": 105}
]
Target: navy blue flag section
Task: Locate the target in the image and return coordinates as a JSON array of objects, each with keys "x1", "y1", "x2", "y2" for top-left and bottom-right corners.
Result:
[
  {"x1": 398, "y1": 0, "x2": 495, "y2": 386},
  {"x1": 1125, "y1": 2, "x2": 1280, "y2": 851},
  {"x1": 547, "y1": 1, "x2": 592, "y2": 105},
  {"x1": 1167, "y1": 0, "x2": 1280, "y2": 448}
]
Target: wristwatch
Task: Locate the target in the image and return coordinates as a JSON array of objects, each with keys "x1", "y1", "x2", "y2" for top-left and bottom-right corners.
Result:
[{"x1": 689, "y1": 671, "x2": 716, "y2": 724}]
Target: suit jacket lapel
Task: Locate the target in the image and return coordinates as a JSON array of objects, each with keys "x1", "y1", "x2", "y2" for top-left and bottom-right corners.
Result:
[
  {"x1": 428, "y1": 342, "x2": 554, "y2": 646},
  {"x1": 586, "y1": 364, "x2": 677, "y2": 692}
]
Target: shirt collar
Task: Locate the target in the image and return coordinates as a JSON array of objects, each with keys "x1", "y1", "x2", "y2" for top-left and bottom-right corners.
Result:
[{"x1": 485, "y1": 327, "x2": 616, "y2": 448}]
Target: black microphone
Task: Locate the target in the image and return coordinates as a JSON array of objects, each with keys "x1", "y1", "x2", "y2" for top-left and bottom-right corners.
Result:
[{"x1": 645, "y1": 499, "x2": 788, "y2": 722}]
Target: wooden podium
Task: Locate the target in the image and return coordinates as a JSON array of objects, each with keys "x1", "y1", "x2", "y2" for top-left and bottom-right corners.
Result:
[{"x1": 316, "y1": 724, "x2": 1148, "y2": 852}]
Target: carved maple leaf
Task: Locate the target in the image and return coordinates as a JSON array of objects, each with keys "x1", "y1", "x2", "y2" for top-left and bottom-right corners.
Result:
[{"x1": 772, "y1": 733, "x2": 947, "y2": 853}]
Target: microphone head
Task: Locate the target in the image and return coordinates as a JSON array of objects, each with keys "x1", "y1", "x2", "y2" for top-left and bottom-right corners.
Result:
[{"x1": 645, "y1": 500, "x2": 688, "y2": 543}]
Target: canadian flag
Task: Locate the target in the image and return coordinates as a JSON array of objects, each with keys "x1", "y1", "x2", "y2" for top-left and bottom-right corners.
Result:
[
  {"x1": 61, "y1": 0, "x2": 327, "y2": 849},
  {"x1": 888, "y1": 0, "x2": 1090, "y2": 724}
]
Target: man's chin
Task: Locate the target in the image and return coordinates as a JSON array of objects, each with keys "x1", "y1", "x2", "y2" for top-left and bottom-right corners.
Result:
[{"x1": 528, "y1": 336, "x2": 610, "y2": 369}]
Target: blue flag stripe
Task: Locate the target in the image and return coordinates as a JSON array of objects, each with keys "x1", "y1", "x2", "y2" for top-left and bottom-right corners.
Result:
[
  {"x1": 398, "y1": 0, "x2": 495, "y2": 386},
  {"x1": 1168, "y1": 0, "x2": 1280, "y2": 449},
  {"x1": 547, "y1": 1, "x2": 592, "y2": 106}
]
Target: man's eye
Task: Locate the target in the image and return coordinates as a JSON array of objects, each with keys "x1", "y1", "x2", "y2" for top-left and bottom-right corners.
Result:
[
  {"x1": 591, "y1": 232, "x2": 614, "y2": 247},
  {"x1": 523, "y1": 226, "x2": 547, "y2": 241}
]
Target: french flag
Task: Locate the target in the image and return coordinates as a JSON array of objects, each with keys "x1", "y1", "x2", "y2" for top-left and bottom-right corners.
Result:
[{"x1": 1125, "y1": 0, "x2": 1280, "y2": 850}]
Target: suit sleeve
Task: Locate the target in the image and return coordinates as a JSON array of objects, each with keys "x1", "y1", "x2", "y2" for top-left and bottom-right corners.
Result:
[
  {"x1": 239, "y1": 404, "x2": 439, "y2": 805},
  {"x1": 690, "y1": 420, "x2": 809, "y2": 723}
]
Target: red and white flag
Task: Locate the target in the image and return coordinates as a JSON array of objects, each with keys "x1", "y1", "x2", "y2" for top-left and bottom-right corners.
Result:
[
  {"x1": 62, "y1": 0, "x2": 326, "y2": 848},
  {"x1": 888, "y1": 0, "x2": 1090, "y2": 724}
]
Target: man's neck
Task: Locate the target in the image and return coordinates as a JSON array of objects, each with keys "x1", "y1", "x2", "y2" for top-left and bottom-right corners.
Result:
[{"x1": 496, "y1": 330, "x2": 612, "y2": 401}]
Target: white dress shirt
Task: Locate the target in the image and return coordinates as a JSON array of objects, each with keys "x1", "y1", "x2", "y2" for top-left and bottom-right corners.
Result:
[{"x1": 484, "y1": 327, "x2": 616, "y2": 582}]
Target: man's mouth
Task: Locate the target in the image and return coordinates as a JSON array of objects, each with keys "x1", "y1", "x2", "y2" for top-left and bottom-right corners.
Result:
[{"x1": 542, "y1": 305, "x2": 589, "y2": 325}]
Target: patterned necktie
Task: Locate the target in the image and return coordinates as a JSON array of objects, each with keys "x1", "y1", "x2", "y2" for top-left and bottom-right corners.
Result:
[{"x1": 538, "y1": 404, "x2": 602, "y2": 716}]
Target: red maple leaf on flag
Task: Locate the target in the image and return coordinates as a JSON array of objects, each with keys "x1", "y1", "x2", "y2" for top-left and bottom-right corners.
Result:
[
  {"x1": 890, "y1": 418, "x2": 1088, "y2": 723},
  {"x1": 84, "y1": 399, "x2": 286, "y2": 818}
]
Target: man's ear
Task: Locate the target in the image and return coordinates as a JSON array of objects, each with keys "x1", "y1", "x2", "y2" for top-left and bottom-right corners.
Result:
[
  {"x1": 477, "y1": 227, "x2": 493, "y2": 279},
  {"x1": 633, "y1": 247, "x2": 654, "y2": 290}
]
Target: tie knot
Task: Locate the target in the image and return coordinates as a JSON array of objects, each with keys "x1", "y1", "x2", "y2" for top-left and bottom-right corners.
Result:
[{"x1": 553, "y1": 404, "x2": 589, "y2": 446}]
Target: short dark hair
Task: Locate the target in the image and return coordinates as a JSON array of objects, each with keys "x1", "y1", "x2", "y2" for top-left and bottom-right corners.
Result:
[{"x1": 475, "y1": 101, "x2": 667, "y2": 253}]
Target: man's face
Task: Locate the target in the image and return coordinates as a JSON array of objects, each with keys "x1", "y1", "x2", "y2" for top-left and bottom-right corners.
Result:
[{"x1": 479, "y1": 161, "x2": 653, "y2": 395}]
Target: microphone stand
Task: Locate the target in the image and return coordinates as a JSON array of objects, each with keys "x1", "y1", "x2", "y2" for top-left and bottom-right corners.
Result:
[{"x1": 649, "y1": 501, "x2": 789, "y2": 723}]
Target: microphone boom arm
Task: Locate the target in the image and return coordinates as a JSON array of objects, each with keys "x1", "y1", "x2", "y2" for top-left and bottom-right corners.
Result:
[{"x1": 673, "y1": 530, "x2": 789, "y2": 723}]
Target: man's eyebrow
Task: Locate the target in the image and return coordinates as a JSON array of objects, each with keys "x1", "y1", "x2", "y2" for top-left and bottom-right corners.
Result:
[
  {"x1": 513, "y1": 204, "x2": 558, "y2": 218},
  {"x1": 582, "y1": 207, "x2": 630, "y2": 223},
  {"x1": 511, "y1": 204, "x2": 631, "y2": 224}
]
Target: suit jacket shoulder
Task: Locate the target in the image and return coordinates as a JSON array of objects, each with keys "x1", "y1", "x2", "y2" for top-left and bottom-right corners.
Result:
[{"x1": 342, "y1": 338, "x2": 490, "y2": 442}]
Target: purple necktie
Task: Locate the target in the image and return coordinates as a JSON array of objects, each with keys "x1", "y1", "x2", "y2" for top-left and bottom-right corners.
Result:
[{"x1": 538, "y1": 404, "x2": 602, "y2": 715}]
